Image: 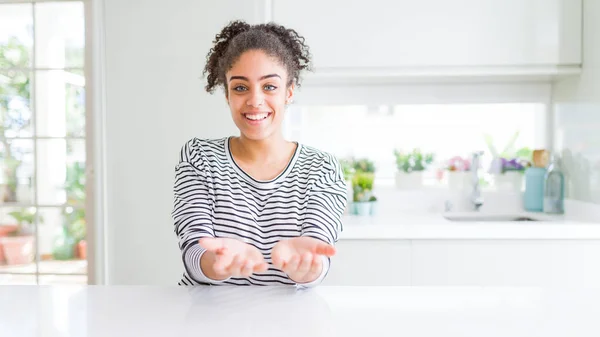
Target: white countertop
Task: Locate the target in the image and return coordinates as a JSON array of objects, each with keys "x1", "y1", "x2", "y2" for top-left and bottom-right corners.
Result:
[
  {"x1": 340, "y1": 213, "x2": 600, "y2": 240},
  {"x1": 1, "y1": 285, "x2": 599, "y2": 337}
]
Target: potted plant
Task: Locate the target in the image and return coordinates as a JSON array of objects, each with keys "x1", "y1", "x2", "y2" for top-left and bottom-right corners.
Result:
[
  {"x1": 0, "y1": 207, "x2": 40, "y2": 265},
  {"x1": 495, "y1": 157, "x2": 530, "y2": 191},
  {"x1": 393, "y1": 148, "x2": 434, "y2": 189},
  {"x1": 445, "y1": 156, "x2": 471, "y2": 190},
  {"x1": 352, "y1": 172, "x2": 375, "y2": 216},
  {"x1": 485, "y1": 132, "x2": 532, "y2": 191}
]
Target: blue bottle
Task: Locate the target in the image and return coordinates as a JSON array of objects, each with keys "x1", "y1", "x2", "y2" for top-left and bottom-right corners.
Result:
[
  {"x1": 524, "y1": 167, "x2": 546, "y2": 212},
  {"x1": 543, "y1": 155, "x2": 565, "y2": 214}
]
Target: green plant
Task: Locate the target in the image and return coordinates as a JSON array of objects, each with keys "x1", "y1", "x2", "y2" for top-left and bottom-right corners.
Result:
[
  {"x1": 394, "y1": 149, "x2": 434, "y2": 173},
  {"x1": 1, "y1": 37, "x2": 32, "y2": 202},
  {"x1": 353, "y1": 158, "x2": 375, "y2": 173},
  {"x1": 352, "y1": 172, "x2": 375, "y2": 202},
  {"x1": 6, "y1": 207, "x2": 43, "y2": 236}
]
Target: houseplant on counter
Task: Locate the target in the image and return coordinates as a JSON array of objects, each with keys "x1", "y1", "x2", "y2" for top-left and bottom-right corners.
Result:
[
  {"x1": 445, "y1": 155, "x2": 471, "y2": 190},
  {"x1": 485, "y1": 132, "x2": 532, "y2": 191},
  {"x1": 351, "y1": 171, "x2": 376, "y2": 216},
  {"x1": 0, "y1": 207, "x2": 41, "y2": 265},
  {"x1": 393, "y1": 148, "x2": 434, "y2": 189}
]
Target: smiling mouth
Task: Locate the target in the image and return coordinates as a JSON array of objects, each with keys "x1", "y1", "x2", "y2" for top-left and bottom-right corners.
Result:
[{"x1": 243, "y1": 112, "x2": 272, "y2": 121}]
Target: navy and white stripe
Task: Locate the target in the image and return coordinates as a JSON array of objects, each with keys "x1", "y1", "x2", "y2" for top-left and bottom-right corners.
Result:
[{"x1": 172, "y1": 137, "x2": 347, "y2": 286}]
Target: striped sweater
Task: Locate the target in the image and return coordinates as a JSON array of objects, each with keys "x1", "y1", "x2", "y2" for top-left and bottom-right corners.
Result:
[{"x1": 172, "y1": 137, "x2": 347, "y2": 286}]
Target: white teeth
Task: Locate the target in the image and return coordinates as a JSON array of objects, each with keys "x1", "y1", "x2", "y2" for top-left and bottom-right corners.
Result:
[{"x1": 245, "y1": 113, "x2": 268, "y2": 120}]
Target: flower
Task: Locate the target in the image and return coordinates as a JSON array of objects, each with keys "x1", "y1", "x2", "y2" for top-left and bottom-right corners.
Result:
[
  {"x1": 446, "y1": 156, "x2": 470, "y2": 172},
  {"x1": 501, "y1": 157, "x2": 530, "y2": 173}
]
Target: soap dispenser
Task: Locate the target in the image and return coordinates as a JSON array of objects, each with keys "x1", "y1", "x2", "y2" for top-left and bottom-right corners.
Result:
[
  {"x1": 543, "y1": 153, "x2": 565, "y2": 214},
  {"x1": 523, "y1": 149, "x2": 548, "y2": 212}
]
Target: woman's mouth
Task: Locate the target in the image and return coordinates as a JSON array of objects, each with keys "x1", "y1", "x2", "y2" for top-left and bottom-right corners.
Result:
[{"x1": 243, "y1": 112, "x2": 272, "y2": 124}]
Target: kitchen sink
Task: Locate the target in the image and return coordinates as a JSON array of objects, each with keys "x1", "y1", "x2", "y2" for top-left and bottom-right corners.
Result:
[{"x1": 443, "y1": 213, "x2": 539, "y2": 222}]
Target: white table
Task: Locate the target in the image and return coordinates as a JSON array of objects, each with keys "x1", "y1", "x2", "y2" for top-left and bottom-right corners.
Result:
[{"x1": 1, "y1": 286, "x2": 599, "y2": 337}]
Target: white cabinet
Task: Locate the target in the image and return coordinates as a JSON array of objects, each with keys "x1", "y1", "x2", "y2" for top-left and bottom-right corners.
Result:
[
  {"x1": 324, "y1": 240, "x2": 411, "y2": 286},
  {"x1": 412, "y1": 240, "x2": 600, "y2": 286},
  {"x1": 272, "y1": 0, "x2": 581, "y2": 75},
  {"x1": 327, "y1": 239, "x2": 600, "y2": 286}
]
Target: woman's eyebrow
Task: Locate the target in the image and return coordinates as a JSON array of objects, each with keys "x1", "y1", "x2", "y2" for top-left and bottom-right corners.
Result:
[{"x1": 229, "y1": 74, "x2": 281, "y2": 82}]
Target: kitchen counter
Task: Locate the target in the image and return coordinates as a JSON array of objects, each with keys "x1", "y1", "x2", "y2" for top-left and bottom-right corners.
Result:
[
  {"x1": 1, "y1": 285, "x2": 599, "y2": 337},
  {"x1": 340, "y1": 213, "x2": 600, "y2": 240}
]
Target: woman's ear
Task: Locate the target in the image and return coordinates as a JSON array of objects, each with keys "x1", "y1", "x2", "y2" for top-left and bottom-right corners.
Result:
[{"x1": 286, "y1": 83, "x2": 295, "y2": 104}]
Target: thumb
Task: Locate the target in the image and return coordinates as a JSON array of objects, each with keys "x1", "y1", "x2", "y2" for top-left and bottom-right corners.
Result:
[{"x1": 313, "y1": 242, "x2": 336, "y2": 257}]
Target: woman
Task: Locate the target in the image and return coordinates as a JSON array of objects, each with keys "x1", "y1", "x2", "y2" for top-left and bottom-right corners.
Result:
[{"x1": 172, "y1": 20, "x2": 347, "y2": 287}]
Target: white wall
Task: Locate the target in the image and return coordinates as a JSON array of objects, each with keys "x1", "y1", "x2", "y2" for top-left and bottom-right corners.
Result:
[
  {"x1": 101, "y1": 0, "x2": 261, "y2": 284},
  {"x1": 552, "y1": 0, "x2": 600, "y2": 204}
]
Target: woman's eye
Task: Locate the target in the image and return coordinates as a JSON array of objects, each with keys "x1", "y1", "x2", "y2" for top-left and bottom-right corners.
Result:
[
  {"x1": 233, "y1": 86, "x2": 247, "y2": 92},
  {"x1": 264, "y1": 85, "x2": 277, "y2": 91}
]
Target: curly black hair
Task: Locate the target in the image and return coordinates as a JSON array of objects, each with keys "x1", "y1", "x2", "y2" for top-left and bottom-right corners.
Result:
[{"x1": 202, "y1": 20, "x2": 312, "y2": 94}]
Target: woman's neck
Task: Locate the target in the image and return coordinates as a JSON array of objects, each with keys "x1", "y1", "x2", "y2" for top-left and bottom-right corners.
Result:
[{"x1": 233, "y1": 133, "x2": 293, "y2": 163}]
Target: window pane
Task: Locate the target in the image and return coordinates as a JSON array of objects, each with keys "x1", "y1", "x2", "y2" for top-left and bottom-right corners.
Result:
[
  {"x1": 0, "y1": 4, "x2": 33, "y2": 69},
  {"x1": 0, "y1": 206, "x2": 38, "y2": 268},
  {"x1": 1, "y1": 70, "x2": 33, "y2": 137},
  {"x1": 37, "y1": 139, "x2": 85, "y2": 206},
  {"x1": 35, "y1": 2, "x2": 85, "y2": 68},
  {"x1": 0, "y1": 274, "x2": 36, "y2": 285},
  {"x1": 0, "y1": 139, "x2": 34, "y2": 204},
  {"x1": 38, "y1": 207, "x2": 87, "y2": 274},
  {"x1": 35, "y1": 70, "x2": 85, "y2": 137},
  {"x1": 286, "y1": 103, "x2": 546, "y2": 188},
  {"x1": 39, "y1": 274, "x2": 86, "y2": 285}
]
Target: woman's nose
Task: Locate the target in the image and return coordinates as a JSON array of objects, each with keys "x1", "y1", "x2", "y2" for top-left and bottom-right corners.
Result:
[{"x1": 246, "y1": 88, "x2": 264, "y2": 107}]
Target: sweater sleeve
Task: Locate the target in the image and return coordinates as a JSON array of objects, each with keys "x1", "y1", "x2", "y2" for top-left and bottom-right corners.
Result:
[
  {"x1": 172, "y1": 139, "x2": 229, "y2": 285},
  {"x1": 301, "y1": 155, "x2": 347, "y2": 245},
  {"x1": 297, "y1": 155, "x2": 348, "y2": 288}
]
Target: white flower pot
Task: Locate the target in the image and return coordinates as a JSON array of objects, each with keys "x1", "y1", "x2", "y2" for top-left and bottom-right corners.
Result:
[
  {"x1": 447, "y1": 171, "x2": 470, "y2": 190},
  {"x1": 495, "y1": 171, "x2": 523, "y2": 191},
  {"x1": 395, "y1": 171, "x2": 423, "y2": 190}
]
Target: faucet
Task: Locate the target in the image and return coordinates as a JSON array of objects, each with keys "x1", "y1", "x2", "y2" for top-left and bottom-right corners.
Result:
[{"x1": 470, "y1": 151, "x2": 484, "y2": 211}]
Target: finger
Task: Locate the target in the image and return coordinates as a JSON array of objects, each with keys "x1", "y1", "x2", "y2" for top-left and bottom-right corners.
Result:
[
  {"x1": 271, "y1": 246, "x2": 292, "y2": 270},
  {"x1": 254, "y1": 261, "x2": 269, "y2": 273},
  {"x1": 199, "y1": 238, "x2": 224, "y2": 253},
  {"x1": 284, "y1": 255, "x2": 301, "y2": 273},
  {"x1": 226, "y1": 255, "x2": 245, "y2": 276},
  {"x1": 240, "y1": 262, "x2": 254, "y2": 277},
  {"x1": 296, "y1": 252, "x2": 313, "y2": 275},
  {"x1": 313, "y1": 243, "x2": 336, "y2": 257},
  {"x1": 308, "y1": 254, "x2": 323, "y2": 276}
]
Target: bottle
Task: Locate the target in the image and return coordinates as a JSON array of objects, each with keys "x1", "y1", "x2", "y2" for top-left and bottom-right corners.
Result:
[
  {"x1": 523, "y1": 149, "x2": 548, "y2": 212},
  {"x1": 543, "y1": 154, "x2": 565, "y2": 214}
]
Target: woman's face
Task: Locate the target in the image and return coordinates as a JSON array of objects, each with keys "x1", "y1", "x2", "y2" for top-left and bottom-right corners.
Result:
[{"x1": 225, "y1": 49, "x2": 294, "y2": 141}]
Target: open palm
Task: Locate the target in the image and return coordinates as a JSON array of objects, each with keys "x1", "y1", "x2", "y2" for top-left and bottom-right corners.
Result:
[
  {"x1": 199, "y1": 237, "x2": 268, "y2": 278},
  {"x1": 271, "y1": 237, "x2": 336, "y2": 284}
]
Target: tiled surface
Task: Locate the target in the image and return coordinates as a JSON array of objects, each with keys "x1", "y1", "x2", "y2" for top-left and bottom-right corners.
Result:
[{"x1": 552, "y1": 0, "x2": 600, "y2": 205}]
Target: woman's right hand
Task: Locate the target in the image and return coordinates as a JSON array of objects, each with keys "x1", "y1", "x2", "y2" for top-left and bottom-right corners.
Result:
[{"x1": 199, "y1": 237, "x2": 268, "y2": 280}]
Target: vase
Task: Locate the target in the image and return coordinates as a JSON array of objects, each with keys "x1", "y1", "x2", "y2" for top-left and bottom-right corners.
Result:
[
  {"x1": 354, "y1": 202, "x2": 371, "y2": 216},
  {"x1": 495, "y1": 171, "x2": 523, "y2": 192},
  {"x1": 395, "y1": 171, "x2": 423, "y2": 189},
  {"x1": 447, "y1": 171, "x2": 470, "y2": 190}
]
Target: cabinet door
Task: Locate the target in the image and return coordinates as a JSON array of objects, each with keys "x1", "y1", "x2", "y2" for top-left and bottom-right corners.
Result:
[
  {"x1": 411, "y1": 240, "x2": 600, "y2": 287},
  {"x1": 323, "y1": 240, "x2": 411, "y2": 286},
  {"x1": 272, "y1": 0, "x2": 581, "y2": 69}
]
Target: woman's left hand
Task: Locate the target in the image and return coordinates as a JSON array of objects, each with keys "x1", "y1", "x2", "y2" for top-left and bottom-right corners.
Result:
[{"x1": 271, "y1": 237, "x2": 336, "y2": 284}]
